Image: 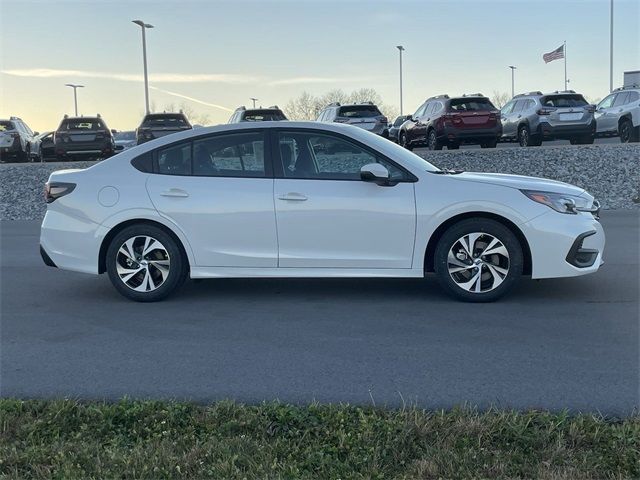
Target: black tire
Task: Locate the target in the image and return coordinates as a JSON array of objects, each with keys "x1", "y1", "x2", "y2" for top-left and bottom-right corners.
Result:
[
  {"x1": 427, "y1": 129, "x2": 443, "y2": 151},
  {"x1": 433, "y1": 218, "x2": 523, "y2": 302},
  {"x1": 106, "y1": 224, "x2": 188, "y2": 302},
  {"x1": 399, "y1": 132, "x2": 413, "y2": 151},
  {"x1": 619, "y1": 119, "x2": 639, "y2": 143},
  {"x1": 518, "y1": 125, "x2": 541, "y2": 147},
  {"x1": 481, "y1": 139, "x2": 498, "y2": 148}
]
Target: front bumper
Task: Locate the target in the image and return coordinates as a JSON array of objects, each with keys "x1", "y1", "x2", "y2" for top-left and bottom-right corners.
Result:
[
  {"x1": 523, "y1": 210, "x2": 605, "y2": 279},
  {"x1": 536, "y1": 121, "x2": 596, "y2": 139}
]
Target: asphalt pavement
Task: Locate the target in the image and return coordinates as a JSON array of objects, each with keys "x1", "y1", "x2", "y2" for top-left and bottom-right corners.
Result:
[{"x1": 1, "y1": 211, "x2": 638, "y2": 415}]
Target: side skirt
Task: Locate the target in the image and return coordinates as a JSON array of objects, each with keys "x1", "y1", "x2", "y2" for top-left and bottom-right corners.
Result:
[{"x1": 190, "y1": 267, "x2": 424, "y2": 279}]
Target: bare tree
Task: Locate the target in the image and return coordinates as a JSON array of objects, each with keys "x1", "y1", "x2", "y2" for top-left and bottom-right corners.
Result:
[
  {"x1": 162, "y1": 102, "x2": 211, "y2": 126},
  {"x1": 284, "y1": 91, "x2": 322, "y2": 121},
  {"x1": 491, "y1": 91, "x2": 511, "y2": 109}
]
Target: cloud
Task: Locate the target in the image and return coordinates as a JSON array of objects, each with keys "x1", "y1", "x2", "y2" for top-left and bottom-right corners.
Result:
[
  {"x1": 267, "y1": 76, "x2": 369, "y2": 86},
  {"x1": 149, "y1": 86, "x2": 233, "y2": 112},
  {"x1": 1, "y1": 68, "x2": 259, "y2": 84}
]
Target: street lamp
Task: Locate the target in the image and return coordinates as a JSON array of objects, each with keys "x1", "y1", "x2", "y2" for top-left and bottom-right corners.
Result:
[
  {"x1": 609, "y1": 0, "x2": 614, "y2": 92},
  {"x1": 396, "y1": 46, "x2": 405, "y2": 115},
  {"x1": 65, "y1": 84, "x2": 84, "y2": 116},
  {"x1": 132, "y1": 19, "x2": 154, "y2": 114},
  {"x1": 250, "y1": 97, "x2": 258, "y2": 108},
  {"x1": 508, "y1": 65, "x2": 517, "y2": 98}
]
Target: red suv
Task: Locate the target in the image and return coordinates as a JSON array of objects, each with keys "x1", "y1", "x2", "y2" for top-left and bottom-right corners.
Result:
[{"x1": 399, "y1": 94, "x2": 502, "y2": 150}]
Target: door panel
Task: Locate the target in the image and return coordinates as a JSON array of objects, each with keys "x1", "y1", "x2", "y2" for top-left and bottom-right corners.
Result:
[{"x1": 146, "y1": 131, "x2": 278, "y2": 267}]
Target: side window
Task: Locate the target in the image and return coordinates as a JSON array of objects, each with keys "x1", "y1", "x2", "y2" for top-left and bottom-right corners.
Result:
[
  {"x1": 193, "y1": 131, "x2": 265, "y2": 177},
  {"x1": 501, "y1": 101, "x2": 515, "y2": 114},
  {"x1": 525, "y1": 99, "x2": 536, "y2": 111},
  {"x1": 318, "y1": 110, "x2": 327, "y2": 122},
  {"x1": 414, "y1": 103, "x2": 428, "y2": 118},
  {"x1": 613, "y1": 92, "x2": 629, "y2": 107},
  {"x1": 157, "y1": 143, "x2": 192, "y2": 175},
  {"x1": 431, "y1": 102, "x2": 443, "y2": 115},
  {"x1": 627, "y1": 91, "x2": 639, "y2": 103},
  {"x1": 513, "y1": 100, "x2": 526, "y2": 113},
  {"x1": 277, "y1": 131, "x2": 407, "y2": 181},
  {"x1": 598, "y1": 94, "x2": 615, "y2": 109}
]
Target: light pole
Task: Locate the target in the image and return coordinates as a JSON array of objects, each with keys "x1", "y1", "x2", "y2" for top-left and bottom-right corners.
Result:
[
  {"x1": 65, "y1": 84, "x2": 84, "y2": 116},
  {"x1": 508, "y1": 66, "x2": 517, "y2": 98},
  {"x1": 396, "y1": 45, "x2": 405, "y2": 115},
  {"x1": 250, "y1": 97, "x2": 258, "y2": 108},
  {"x1": 609, "y1": 0, "x2": 614, "y2": 92},
  {"x1": 132, "y1": 19, "x2": 154, "y2": 114}
]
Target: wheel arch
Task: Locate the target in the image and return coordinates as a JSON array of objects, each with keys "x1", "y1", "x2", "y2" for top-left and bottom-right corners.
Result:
[
  {"x1": 423, "y1": 211, "x2": 532, "y2": 275},
  {"x1": 618, "y1": 114, "x2": 633, "y2": 128},
  {"x1": 98, "y1": 218, "x2": 191, "y2": 274}
]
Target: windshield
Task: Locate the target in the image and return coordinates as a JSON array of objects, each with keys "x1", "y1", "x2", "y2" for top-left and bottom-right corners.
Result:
[
  {"x1": 449, "y1": 98, "x2": 495, "y2": 111},
  {"x1": 338, "y1": 105, "x2": 382, "y2": 118},
  {"x1": 142, "y1": 115, "x2": 189, "y2": 128},
  {"x1": 244, "y1": 110, "x2": 287, "y2": 121},
  {"x1": 541, "y1": 95, "x2": 588, "y2": 108},
  {"x1": 0, "y1": 121, "x2": 15, "y2": 132},
  {"x1": 58, "y1": 119, "x2": 106, "y2": 130}
]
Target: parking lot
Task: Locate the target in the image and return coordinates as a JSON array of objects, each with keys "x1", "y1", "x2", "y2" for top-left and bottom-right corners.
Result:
[{"x1": 1, "y1": 210, "x2": 637, "y2": 415}]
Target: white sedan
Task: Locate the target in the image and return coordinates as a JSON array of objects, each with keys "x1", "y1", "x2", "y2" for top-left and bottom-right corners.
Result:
[{"x1": 40, "y1": 122, "x2": 605, "y2": 302}]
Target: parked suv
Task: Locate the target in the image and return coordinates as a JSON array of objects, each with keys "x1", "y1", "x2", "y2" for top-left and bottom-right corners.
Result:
[
  {"x1": 53, "y1": 115, "x2": 115, "y2": 160},
  {"x1": 317, "y1": 102, "x2": 389, "y2": 137},
  {"x1": 0, "y1": 117, "x2": 39, "y2": 162},
  {"x1": 228, "y1": 106, "x2": 287, "y2": 123},
  {"x1": 137, "y1": 112, "x2": 192, "y2": 145},
  {"x1": 500, "y1": 91, "x2": 596, "y2": 146},
  {"x1": 399, "y1": 94, "x2": 501, "y2": 150},
  {"x1": 594, "y1": 85, "x2": 640, "y2": 143}
]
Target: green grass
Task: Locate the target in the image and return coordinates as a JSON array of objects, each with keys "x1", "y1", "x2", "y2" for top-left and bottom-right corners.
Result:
[{"x1": 1, "y1": 399, "x2": 638, "y2": 479}]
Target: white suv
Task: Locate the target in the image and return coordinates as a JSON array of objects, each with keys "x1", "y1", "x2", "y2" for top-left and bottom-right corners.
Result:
[
  {"x1": 595, "y1": 85, "x2": 640, "y2": 143},
  {"x1": 0, "y1": 117, "x2": 39, "y2": 162}
]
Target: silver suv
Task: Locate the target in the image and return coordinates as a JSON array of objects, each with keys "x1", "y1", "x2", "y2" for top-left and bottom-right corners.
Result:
[
  {"x1": 595, "y1": 85, "x2": 640, "y2": 143},
  {"x1": 316, "y1": 102, "x2": 389, "y2": 137},
  {"x1": 500, "y1": 90, "x2": 596, "y2": 146},
  {"x1": 0, "y1": 116, "x2": 39, "y2": 162}
]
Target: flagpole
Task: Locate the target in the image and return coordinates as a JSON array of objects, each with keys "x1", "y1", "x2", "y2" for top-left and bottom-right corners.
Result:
[{"x1": 564, "y1": 40, "x2": 567, "y2": 90}]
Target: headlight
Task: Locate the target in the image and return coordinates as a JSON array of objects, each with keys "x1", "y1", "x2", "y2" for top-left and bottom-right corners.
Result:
[{"x1": 521, "y1": 190, "x2": 591, "y2": 214}]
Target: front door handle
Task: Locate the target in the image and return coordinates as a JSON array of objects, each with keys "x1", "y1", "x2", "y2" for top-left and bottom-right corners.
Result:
[
  {"x1": 278, "y1": 192, "x2": 308, "y2": 201},
  {"x1": 160, "y1": 188, "x2": 189, "y2": 198}
]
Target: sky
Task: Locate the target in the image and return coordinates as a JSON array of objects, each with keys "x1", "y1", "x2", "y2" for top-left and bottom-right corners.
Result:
[{"x1": 1, "y1": 0, "x2": 638, "y2": 132}]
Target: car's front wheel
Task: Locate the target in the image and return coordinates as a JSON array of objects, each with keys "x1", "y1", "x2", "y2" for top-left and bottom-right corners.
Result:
[
  {"x1": 619, "y1": 119, "x2": 639, "y2": 143},
  {"x1": 434, "y1": 218, "x2": 523, "y2": 302},
  {"x1": 399, "y1": 132, "x2": 412, "y2": 151},
  {"x1": 106, "y1": 224, "x2": 188, "y2": 302}
]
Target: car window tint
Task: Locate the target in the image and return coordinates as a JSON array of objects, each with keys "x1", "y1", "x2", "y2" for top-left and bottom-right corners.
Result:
[
  {"x1": 278, "y1": 131, "x2": 405, "y2": 181},
  {"x1": 613, "y1": 92, "x2": 629, "y2": 107},
  {"x1": 598, "y1": 95, "x2": 615, "y2": 109},
  {"x1": 193, "y1": 132, "x2": 265, "y2": 177},
  {"x1": 0, "y1": 121, "x2": 15, "y2": 131},
  {"x1": 501, "y1": 102, "x2": 515, "y2": 114},
  {"x1": 541, "y1": 95, "x2": 588, "y2": 108},
  {"x1": 414, "y1": 103, "x2": 428, "y2": 118},
  {"x1": 627, "y1": 91, "x2": 640, "y2": 103},
  {"x1": 449, "y1": 98, "x2": 495, "y2": 111},
  {"x1": 157, "y1": 143, "x2": 192, "y2": 175},
  {"x1": 512, "y1": 100, "x2": 526, "y2": 113}
]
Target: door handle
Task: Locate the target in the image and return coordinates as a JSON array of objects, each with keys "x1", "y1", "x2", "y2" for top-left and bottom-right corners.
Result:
[
  {"x1": 160, "y1": 188, "x2": 189, "y2": 198},
  {"x1": 278, "y1": 192, "x2": 308, "y2": 201}
]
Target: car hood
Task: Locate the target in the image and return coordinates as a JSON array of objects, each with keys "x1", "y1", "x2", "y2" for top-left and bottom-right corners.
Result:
[{"x1": 450, "y1": 172, "x2": 587, "y2": 197}]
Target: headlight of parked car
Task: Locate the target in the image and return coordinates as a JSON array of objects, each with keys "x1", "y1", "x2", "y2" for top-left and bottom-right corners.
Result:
[{"x1": 521, "y1": 190, "x2": 592, "y2": 214}]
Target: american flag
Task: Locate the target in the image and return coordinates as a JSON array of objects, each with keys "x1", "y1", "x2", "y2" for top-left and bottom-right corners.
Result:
[{"x1": 543, "y1": 44, "x2": 565, "y2": 63}]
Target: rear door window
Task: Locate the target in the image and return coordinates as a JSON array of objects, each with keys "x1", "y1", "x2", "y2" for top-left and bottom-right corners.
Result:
[
  {"x1": 192, "y1": 131, "x2": 266, "y2": 177},
  {"x1": 613, "y1": 92, "x2": 629, "y2": 107},
  {"x1": 513, "y1": 100, "x2": 527, "y2": 113},
  {"x1": 626, "y1": 91, "x2": 639, "y2": 103},
  {"x1": 157, "y1": 143, "x2": 192, "y2": 176}
]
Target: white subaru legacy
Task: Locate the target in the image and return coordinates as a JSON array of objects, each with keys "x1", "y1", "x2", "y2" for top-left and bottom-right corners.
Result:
[{"x1": 40, "y1": 122, "x2": 604, "y2": 302}]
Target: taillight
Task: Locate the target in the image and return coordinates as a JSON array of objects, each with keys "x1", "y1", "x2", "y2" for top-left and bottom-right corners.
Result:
[
  {"x1": 379, "y1": 116, "x2": 388, "y2": 124},
  {"x1": 488, "y1": 110, "x2": 499, "y2": 119},
  {"x1": 536, "y1": 108, "x2": 554, "y2": 116},
  {"x1": 44, "y1": 182, "x2": 76, "y2": 203},
  {"x1": 586, "y1": 105, "x2": 596, "y2": 113}
]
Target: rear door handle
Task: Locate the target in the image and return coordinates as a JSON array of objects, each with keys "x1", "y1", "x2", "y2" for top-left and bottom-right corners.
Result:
[
  {"x1": 278, "y1": 192, "x2": 308, "y2": 201},
  {"x1": 160, "y1": 188, "x2": 189, "y2": 198}
]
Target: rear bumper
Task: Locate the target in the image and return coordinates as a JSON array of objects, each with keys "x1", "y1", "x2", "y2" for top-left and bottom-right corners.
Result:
[
  {"x1": 440, "y1": 125, "x2": 502, "y2": 143},
  {"x1": 536, "y1": 121, "x2": 596, "y2": 139},
  {"x1": 55, "y1": 142, "x2": 114, "y2": 156},
  {"x1": 40, "y1": 245, "x2": 57, "y2": 268}
]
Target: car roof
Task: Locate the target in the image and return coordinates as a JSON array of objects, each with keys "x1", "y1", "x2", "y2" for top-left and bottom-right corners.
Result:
[
  {"x1": 144, "y1": 112, "x2": 187, "y2": 117},
  {"x1": 62, "y1": 116, "x2": 102, "y2": 120}
]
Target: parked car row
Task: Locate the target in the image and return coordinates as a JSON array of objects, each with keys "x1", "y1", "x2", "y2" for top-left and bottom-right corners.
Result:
[{"x1": 389, "y1": 85, "x2": 640, "y2": 150}]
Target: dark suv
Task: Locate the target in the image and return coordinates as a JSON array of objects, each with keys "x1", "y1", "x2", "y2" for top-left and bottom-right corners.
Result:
[
  {"x1": 53, "y1": 115, "x2": 115, "y2": 160},
  {"x1": 399, "y1": 94, "x2": 501, "y2": 150},
  {"x1": 136, "y1": 112, "x2": 192, "y2": 145},
  {"x1": 228, "y1": 106, "x2": 287, "y2": 123}
]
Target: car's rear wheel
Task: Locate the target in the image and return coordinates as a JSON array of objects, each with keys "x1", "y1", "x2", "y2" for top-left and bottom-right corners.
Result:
[
  {"x1": 434, "y1": 218, "x2": 523, "y2": 302},
  {"x1": 106, "y1": 224, "x2": 188, "y2": 302},
  {"x1": 619, "y1": 118, "x2": 639, "y2": 143},
  {"x1": 427, "y1": 129, "x2": 443, "y2": 150}
]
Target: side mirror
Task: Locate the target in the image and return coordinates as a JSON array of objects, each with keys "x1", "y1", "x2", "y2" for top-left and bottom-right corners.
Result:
[
  {"x1": 34, "y1": 131, "x2": 40, "y2": 136},
  {"x1": 360, "y1": 163, "x2": 391, "y2": 186}
]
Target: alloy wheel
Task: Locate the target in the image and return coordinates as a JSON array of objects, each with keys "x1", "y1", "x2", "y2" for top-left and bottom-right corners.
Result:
[
  {"x1": 620, "y1": 121, "x2": 631, "y2": 143},
  {"x1": 519, "y1": 128, "x2": 529, "y2": 147},
  {"x1": 447, "y1": 232, "x2": 510, "y2": 293},
  {"x1": 428, "y1": 131, "x2": 436, "y2": 150},
  {"x1": 116, "y1": 235, "x2": 170, "y2": 292}
]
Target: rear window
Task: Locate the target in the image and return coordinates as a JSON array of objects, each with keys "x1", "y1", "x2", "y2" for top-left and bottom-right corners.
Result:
[
  {"x1": 338, "y1": 105, "x2": 382, "y2": 118},
  {"x1": 0, "y1": 121, "x2": 15, "y2": 132},
  {"x1": 59, "y1": 119, "x2": 106, "y2": 131},
  {"x1": 142, "y1": 115, "x2": 189, "y2": 127},
  {"x1": 541, "y1": 95, "x2": 588, "y2": 108},
  {"x1": 449, "y1": 98, "x2": 495, "y2": 111},
  {"x1": 243, "y1": 110, "x2": 287, "y2": 121}
]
